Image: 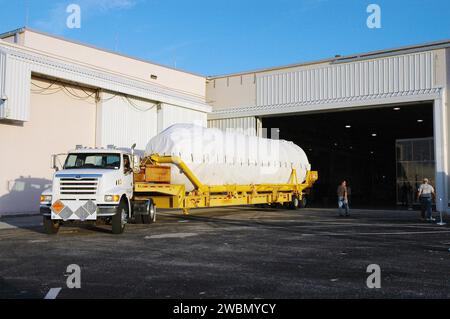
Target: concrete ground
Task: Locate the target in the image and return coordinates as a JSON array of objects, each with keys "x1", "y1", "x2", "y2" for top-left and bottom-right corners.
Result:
[{"x1": 0, "y1": 207, "x2": 449, "y2": 299}]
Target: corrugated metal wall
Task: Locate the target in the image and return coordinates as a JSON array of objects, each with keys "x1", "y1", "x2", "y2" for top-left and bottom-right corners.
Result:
[
  {"x1": 257, "y1": 51, "x2": 436, "y2": 107},
  {"x1": 0, "y1": 51, "x2": 6, "y2": 118},
  {"x1": 0, "y1": 54, "x2": 31, "y2": 121},
  {"x1": 208, "y1": 117, "x2": 258, "y2": 136},
  {"x1": 100, "y1": 98, "x2": 207, "y2": 149},
  {"x1": 99, "y1": 92, "x2": 158, "y2": 151},
  {"x1": 158, "y1": 103, "x2": 207, "y2": 132}
]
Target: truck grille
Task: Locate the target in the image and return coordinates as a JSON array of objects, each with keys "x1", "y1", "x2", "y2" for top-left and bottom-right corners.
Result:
[{"x1": 59, "y1": 178, "x2": 98, "y2": 195}]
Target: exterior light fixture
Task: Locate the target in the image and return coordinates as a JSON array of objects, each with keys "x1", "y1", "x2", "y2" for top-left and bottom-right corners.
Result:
[
  {"x1": 345, "y1": 125, "x2": 351, "y2": 128},
  {"x1": 371, "y1": 133, "x2": 377, "y2": 137},
  {"x1": 393, "y1": 107, "x2": 400, "y2": 111},
  {"x1": 417, "y1": 119, "x2": 424, "y2": 123}
]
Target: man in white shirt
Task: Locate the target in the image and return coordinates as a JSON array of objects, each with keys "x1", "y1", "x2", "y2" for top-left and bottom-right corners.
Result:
[{"x1": 418, "y1": 178, "x2": 435, "y2": 221}]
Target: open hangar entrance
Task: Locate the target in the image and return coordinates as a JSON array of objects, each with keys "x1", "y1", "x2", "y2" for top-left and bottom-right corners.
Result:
[{"x1": 262, "y1": 102, "x2": 435, "y2": 209}]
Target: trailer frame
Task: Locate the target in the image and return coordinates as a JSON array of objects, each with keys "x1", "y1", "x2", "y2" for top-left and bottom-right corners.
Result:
[{"x1": 133, "y1": 155, "x2": 318, "y2": 214}]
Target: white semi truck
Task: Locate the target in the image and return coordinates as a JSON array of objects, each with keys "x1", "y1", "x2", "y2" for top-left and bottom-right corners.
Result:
[{"x1": 40, "y1": 144, "x2": 155, "y2": 234}]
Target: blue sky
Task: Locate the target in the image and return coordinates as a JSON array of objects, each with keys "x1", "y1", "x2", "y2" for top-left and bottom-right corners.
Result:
[{"x1": 0, "y1": 0, "x2": 449, "y2": 76}]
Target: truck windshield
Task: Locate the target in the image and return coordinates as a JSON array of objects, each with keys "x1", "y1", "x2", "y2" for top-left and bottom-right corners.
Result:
[{"x1": 64, "y1": 153, "x2": 121, "y2": 170}]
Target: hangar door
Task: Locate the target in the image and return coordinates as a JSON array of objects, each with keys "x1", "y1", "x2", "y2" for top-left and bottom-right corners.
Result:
[
  {"x1": 0, "y1": 77, "x2": 97, "y2": 215},
  {"x1": 262, "y1": 103, "x2": 434, "y2": 209}
]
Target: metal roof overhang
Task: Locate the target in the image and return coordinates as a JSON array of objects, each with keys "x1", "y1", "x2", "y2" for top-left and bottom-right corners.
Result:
[
  {"x1": 208, "y1": 88, "x2": 442, "y2": 120},
  {"x1": 0, "y1": 40, "x2": 211, "y2": 122}
]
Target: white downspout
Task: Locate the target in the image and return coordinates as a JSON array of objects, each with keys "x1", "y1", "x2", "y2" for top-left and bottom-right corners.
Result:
[{"x1": 433, "y1": 89, "x2": 449, "y2": 214}]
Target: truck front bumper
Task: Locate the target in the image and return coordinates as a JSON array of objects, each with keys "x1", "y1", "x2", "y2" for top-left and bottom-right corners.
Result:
[
  {"x1": 42, "y1": 204, "x2": 118, "y2": 221},
  {"x1": 97, "y1": 205, "x2": 119, "y2": 217},
  {"x1": 49, "y1": 200, "x2": 119, "y2": 221},
  {"x1": 46, "y1": 202, "x2": 118, "y2": 221}
]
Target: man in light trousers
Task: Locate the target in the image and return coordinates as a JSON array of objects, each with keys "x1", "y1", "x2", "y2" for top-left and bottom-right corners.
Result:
[{"x1": 418, "y1": 178, "x2": 435, "y2": 222}]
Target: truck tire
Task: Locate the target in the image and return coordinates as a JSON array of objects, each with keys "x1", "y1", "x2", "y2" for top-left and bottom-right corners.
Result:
[
  {"x1": 289, "y1": 196, "x2": 299, "y2": 210},
  {"x1": 43, "y1": 216, "x2": 60, "y2": 234},
  {"x1": 298, "y1": 196, "x2": 308, "y2": 209},
  {"x1": 112, "y1": 200, "x2": 128, "y2": 234},
  {"x1": 141, "y1": 200, "x2": 156, "y2": 224}
]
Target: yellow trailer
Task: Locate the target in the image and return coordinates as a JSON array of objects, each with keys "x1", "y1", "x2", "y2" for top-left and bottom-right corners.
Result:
[{"x1": 133, "y1": 154, "x2": 318, "y2": 215}]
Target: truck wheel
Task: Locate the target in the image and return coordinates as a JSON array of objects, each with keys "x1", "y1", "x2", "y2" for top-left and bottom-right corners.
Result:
[
  {"x1": 141, "y1": 200, "x2": 156, "y2": 224},
  {"x1": 112, "y1": 200, "x2": 128, "y2": 234},
  {"x1": 298, "y1": 196, "x2": 308, "y2": 209},
  {"x1": 43, "y1": 216, "x2": 60, "y2": 234},
  {"x1": 289, "y1": 196, "x2": 299, "y2": 210}
]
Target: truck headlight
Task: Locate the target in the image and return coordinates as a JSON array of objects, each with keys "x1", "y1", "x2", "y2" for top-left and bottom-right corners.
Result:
[
  {"x1": 104, "y1": 195, "x2": 120, "y2": 202},
  {"x1": 40, "y1": 195, "x2": 52, "y2": 203}
]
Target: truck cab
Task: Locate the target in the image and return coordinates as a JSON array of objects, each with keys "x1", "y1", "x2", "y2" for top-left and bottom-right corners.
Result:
[{"x1": 40, "y1": 146, "x2": 137, "y2": 234}]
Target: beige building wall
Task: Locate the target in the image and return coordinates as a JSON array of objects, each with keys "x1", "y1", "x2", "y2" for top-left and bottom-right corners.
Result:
[
  {"x1": 206, "y1": 73, "x2": 257, "y2": 109},
  {"x1": 0, "y1": 77, "x2": 96, "y2": 215},
  {"x1": 20, "y1": 29, "x2": 206, "y2": 100}
]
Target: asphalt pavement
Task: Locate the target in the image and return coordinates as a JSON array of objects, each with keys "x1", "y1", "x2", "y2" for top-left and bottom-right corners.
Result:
[{"x1": 0, "y1": 207, "x2": 449, "y2": 298}]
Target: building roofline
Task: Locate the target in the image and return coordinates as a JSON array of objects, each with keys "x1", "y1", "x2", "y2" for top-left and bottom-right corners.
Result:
[
  {"x1": 0, "y1": 27, "x2": 206, "y2": 79},
  {"x1": 0, "y1": 27, "x2": 26, "y2": 40},
  {"x1": 207, "y1": 38, "x2": 450, "y2": 79}
]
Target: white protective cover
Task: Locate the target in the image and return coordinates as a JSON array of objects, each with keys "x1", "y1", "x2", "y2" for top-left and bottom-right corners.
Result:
[{"x1": 145, "y1": 124, "x2": 311, "y2": 190}]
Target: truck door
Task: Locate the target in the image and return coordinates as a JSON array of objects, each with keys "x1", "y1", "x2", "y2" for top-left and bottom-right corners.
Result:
[{"x1": 123, "y1": 154, "x2": 133, "y2": 199}]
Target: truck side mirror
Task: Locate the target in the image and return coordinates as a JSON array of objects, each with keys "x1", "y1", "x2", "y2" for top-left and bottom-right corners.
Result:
[
  {"x1": 132, "y1": 155, "x2": 140, "y2": 171},
  {"x1": 51, "y1": 155, "x2": 59, "y2": 171}
]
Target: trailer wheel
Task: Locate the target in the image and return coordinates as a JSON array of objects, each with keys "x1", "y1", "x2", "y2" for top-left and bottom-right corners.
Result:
[
  {"x1": 112, "y1": 200, "x2": 128, "y2": 234},
  {"x1": 298, "y1": 196, "x2": 308, "y2": 209},
  {"x1": 141, "y1": 200, "x2": 156, "y2": 224},
  {"x1": 289, "y1": 196, "x2": 299, "y2": 210},
  {"x1": 43, "y1": 216, "x2": 60, "y2": 234}
]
